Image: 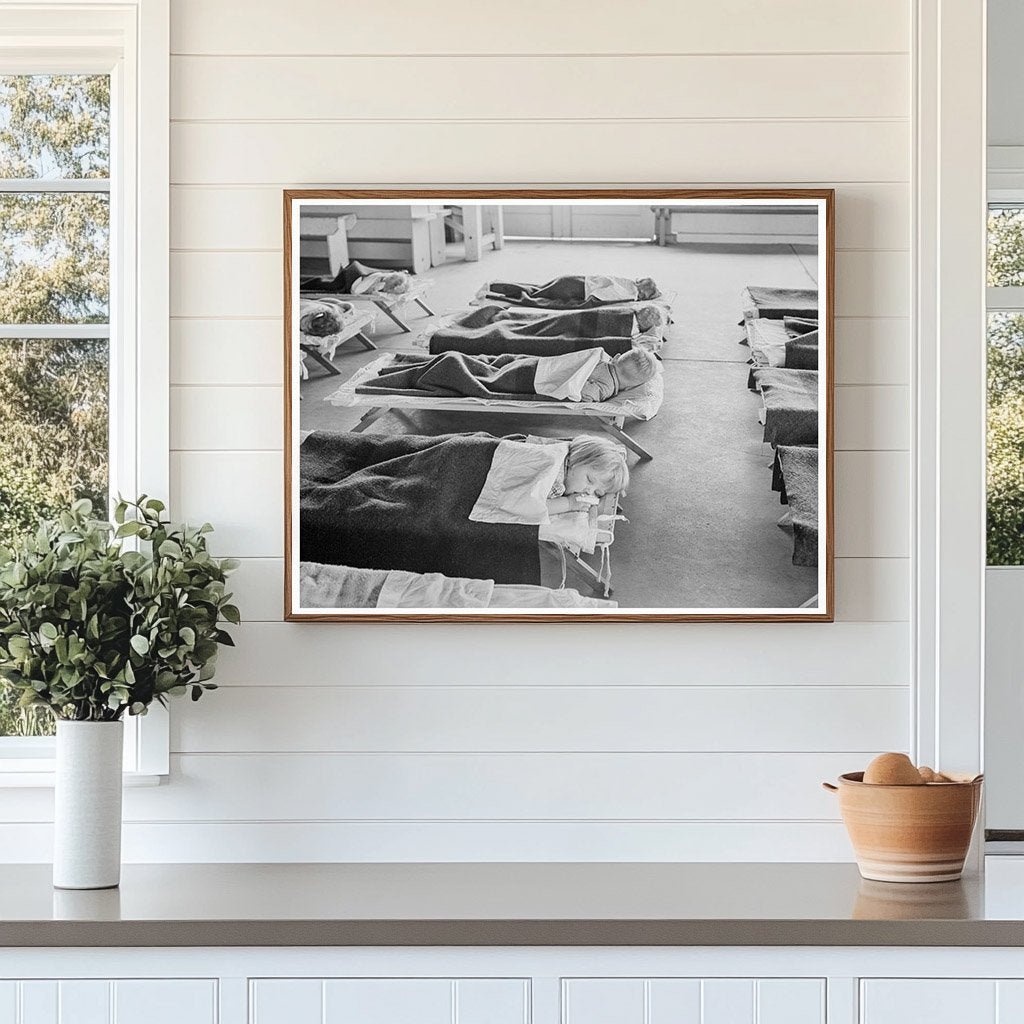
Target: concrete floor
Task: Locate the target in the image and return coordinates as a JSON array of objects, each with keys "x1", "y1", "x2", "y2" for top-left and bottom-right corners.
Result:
[{"x1": 299, "y1": 239, "x2": 819, "y2": 609}]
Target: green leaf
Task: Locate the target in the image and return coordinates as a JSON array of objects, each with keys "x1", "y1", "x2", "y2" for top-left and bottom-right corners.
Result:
[
  {"x1": 39, "y1": 622, "x2": 58, "y2": 641},
  {"x1": 130, "y1": 634, "x2": 150, "y2": 656},
  {"x1": 220, "y1": 604, "x2": 241, "y2": 625},
  {"x1": 158, "y1": 539, "x2": 182, "y2": 559}
]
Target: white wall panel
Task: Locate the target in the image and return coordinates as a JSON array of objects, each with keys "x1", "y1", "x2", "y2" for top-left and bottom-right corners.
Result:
[
  {"x1": 210, "y1": 622, "x2": 909, "y2": 687},
  {"x1": 170, "y1": 121, "x2": 909, "y2": 186},
  {"x1": 170, "y1": 319, "x2": 282, "y2": 386},
  {"x1": 0, "y1": 0, "x2": 912, "y2": 863},
  {"x1": 171, "y1": 684, "x2": 909, "y2": 753},
  {"x1": 171, "y1": 55, "x2": 908, "y2": 122},
  {"x1": 860, "y1": 980, "x2": 996, "y2": 1023},
  {"x1": 170, "y1": 0, "x2": 909, "y2": 56},
  {"x1": 122, "y1": 752, "x2": 864, "y2": 821},
  {"x1": 170, "y1": 184, "x2": 910, "y2": 252}
]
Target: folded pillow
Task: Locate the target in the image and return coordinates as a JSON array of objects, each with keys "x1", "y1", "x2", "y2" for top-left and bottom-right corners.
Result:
[{"x1": 469, "y1": 439, "x2": 569, "y2": 526}]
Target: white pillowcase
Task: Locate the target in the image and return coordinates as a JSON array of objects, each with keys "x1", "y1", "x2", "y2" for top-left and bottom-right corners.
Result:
[{"x1": 468, "y1": 439, "x2": 569, "y2": 526}]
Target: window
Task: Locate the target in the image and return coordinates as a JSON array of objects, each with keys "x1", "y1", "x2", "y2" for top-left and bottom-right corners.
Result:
[
  {"x1": 987, "y1": 205, "x2": 1024, "y2": 565},
  {"x1": 0, "y1": 74, "x2": 111, "y2": 739},
  {"x1": 0, "y1": 4, "x2": 169, "y2": 777}
]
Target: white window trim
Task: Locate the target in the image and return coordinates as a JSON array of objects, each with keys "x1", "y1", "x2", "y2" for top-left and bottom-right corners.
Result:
[
  {"x1": 914, "y1": 0, "x2": 987, "y2": 813},
  {"x1": 0, "y1": 0, "x2": 169, "y2": 782}
]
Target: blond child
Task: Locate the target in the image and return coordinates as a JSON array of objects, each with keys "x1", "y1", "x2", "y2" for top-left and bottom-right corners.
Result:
[{"x1": 547, "y1": 436, "x2": 630, "y2": 514}]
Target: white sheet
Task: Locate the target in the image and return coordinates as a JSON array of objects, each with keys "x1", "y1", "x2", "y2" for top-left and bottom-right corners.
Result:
[
  {"x1": 469, "y1": 439, "x2": 569, "y2": 526},
  {"x1": 533, "y1": 347, "x2": 609, "y2": 401}
]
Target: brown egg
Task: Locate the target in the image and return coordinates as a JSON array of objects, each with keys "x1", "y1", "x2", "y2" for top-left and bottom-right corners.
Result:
[
  {"x1": 863, "y1": 752, "x2": 925, "y2": 786},
  {"x1": 918, "y1": 766, "x2": 938, "y2": 783}
]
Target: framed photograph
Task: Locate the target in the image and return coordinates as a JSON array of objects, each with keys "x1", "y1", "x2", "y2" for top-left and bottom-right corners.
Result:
[{"x1": 284, "y1": 189, "x2": 834, "y2": 622}]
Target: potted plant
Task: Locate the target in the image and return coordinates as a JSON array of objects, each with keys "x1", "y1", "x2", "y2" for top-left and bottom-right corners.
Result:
[{"x1": 0, "y1": 497, "x2": 239, "y2": 889}]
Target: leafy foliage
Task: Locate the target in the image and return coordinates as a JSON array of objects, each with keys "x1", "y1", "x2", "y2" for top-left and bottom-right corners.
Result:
[
  {"x1": 0, "y1": 76, "x2": 111, "y2": 733},
  {"x1": 0, "y1": 498, "x2": 238, "y2": 723},
  {"x1": 988, "y1": 209, "x2": 1024, "y2": 565}
]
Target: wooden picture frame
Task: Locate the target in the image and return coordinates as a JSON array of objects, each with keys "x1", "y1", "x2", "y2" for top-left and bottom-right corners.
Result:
[{"x1": 284, "y1": 189, "x2": 835, "y2": 622}]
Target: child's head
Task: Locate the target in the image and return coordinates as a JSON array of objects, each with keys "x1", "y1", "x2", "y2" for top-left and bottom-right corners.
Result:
[
  {"x1": 635, "y1": 303, "x2": 664, "y2": 332},
  {"x1": 636, "y1": 277, "x2": 658, "y2": 300},
  {"x1": 564, "y1": 436, "x2": 629, "y2": 497},
  {"x1": 610, "y1": 348, "x2": 658, "y2": 393}
]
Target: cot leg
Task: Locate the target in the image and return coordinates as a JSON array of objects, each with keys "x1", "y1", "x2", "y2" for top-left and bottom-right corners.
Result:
[
  {"x1": 463, "y1": 205, "x2": 484, "y2": 261},
  {"x1": 413, "y1": 297, "x2": 436, "y2": 317},
  {"x1": 355, "y1": 331, "x2": 377, "y2": 351},
  {"x1": 300, "y1": 344, "x2": 341, "y2": 376},
  {"x1": 599, "y1": 418, "x2": 653, "y2": 461},
  {"x1": 375, "y1": 300, "x2": 412, "y2": 333},
  {"x1": 350, "y1": 407, "x2": 389, "y2": 433},
  {"x1": 569, "y1": 553, "x2": 612, "y2": 599}
]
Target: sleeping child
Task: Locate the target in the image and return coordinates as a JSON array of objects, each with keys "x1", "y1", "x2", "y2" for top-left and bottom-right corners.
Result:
[
  {"x1": 354, "y1": 347, "x2": 659, "y2": 404},
  {"x1": 481, "y1": 275, "x2": 660, "y2": 309},
  {"x1": 303, "y1": 259, "x2": 411, "y2": 296},
  {"x1": 546, "y1": 436, "x2": 630, "y2": 514}
]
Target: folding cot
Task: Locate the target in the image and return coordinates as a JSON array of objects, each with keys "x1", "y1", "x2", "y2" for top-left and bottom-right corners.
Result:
[
  {"x1": 771, "y1": 444, "x2": 819, "y2": 570},
  {"x1": 739, "y1": 285, "x2": 819, "y2": 323},
  {"x1": 302, "y1": 277, "x2": 436, "y2": 334},
  {"x1": 299, "y1": 307, "x2": 378, "y2": 378},
  {"x1": 325, "y1": 353, "x2": 663, "y2": 462},
  {"x1": 744, "y1": 316, "x2": 818, "y2": 378},
  {"x1": 750, "y1": 367, "x2": 819, "y2": 447}
]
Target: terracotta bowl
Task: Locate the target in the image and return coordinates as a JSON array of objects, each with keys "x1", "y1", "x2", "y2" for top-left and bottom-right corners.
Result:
[{"x1": 823, "y1": 772, "x2": 983, "y2": 883}]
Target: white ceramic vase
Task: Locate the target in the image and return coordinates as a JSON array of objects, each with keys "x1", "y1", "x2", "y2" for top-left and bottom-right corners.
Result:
[{"x1": 53, "y1": 720, "x2": 124, "y2": 890}]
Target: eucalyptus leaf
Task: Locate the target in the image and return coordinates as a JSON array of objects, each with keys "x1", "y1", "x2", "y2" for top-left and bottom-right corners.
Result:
[{"x1": 0, "y1": 497, "x2": 237, "y2": 722}]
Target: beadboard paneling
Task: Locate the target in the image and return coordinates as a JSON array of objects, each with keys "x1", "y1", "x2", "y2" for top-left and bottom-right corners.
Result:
[
  {"x1": 170, "y1": 0, "x2": 910, "y2": 56},
  {"x1": 208, "y1": 622, "x2": 909, "y2": 687},
  {"x1": 170, "y1": 121, "x2": 909, "y2": 186},
  {"x1": 170, "y1": 684, "x2": 909, "y2": 754},
  {"x1": 0, "y1": 820, "x2": 856, "y2": 863},
  {"x1": 170, "y1": 183, "x2": 909, "y2": 252},
  {"x1": 171, "y1": 54, "x2": 908, "y2": 121}
]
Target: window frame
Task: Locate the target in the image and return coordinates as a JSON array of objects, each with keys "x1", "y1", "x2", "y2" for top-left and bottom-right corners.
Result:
[{"x1": 0, "y1": 0, "x2": 169, "y2": 782}]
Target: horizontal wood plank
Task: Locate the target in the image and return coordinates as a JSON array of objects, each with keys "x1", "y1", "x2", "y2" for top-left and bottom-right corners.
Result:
[
  {"x1": 170, "y1": 684, "x2": 909, "y2": 753},
  {"x1": 833, "y1": 318, "x2": 909, "y2": 385},
  {"x1": 0, "y1": 820, "x2": 856, "y2": 862},
  {"x1": 834, "y1": 385, "x2": 909, "y2": 451},
  {"x1": 834, "y1": 451, "x2": 910, "y2": 557},
  {"x1": 170, "y1": 319, "x2": 283, "y2": 385},
  {"x1": 171, "y1": 183, "x2": 908, "y2": 251},
  {"x1": 116, "y1": 752, "x2": 871, "y2": 821},
  {"x1": 208, "y1": 621, "x2": 909, "y2": 687},
  {"x1": 171, "y1": 54, "x2": 909, "y2": 121},
  {"x1": 170, "y1": 0, "x2": 910, "y2": 56},
  {"x1": 170, "y1": 121, "x2": 909, "y2": 186}
]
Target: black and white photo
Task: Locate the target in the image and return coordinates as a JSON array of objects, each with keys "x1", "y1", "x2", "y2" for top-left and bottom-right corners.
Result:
[{"x1": 285, "y1": 191, "x2": 834, "y2": 620}]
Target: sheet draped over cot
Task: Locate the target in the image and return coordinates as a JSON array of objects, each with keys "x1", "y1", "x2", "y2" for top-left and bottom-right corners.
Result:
[
  {"x1": 772, "y1": 445, "x2": 819, "y2": 568},
  {"x1": 745, "y1": 317, "x2": 819, "y2": 384},
  {"x1": 427, "y1": 313, "x2": 634, "y2": 357},
  {"x1": 751, "y1": 367, "x2": 819, "y2": 447},
  {"x1": 353, "y1": 349, "x2": 606, "y2": 402},
  {"x1": 300, "y1": 430, "x2": 542, "y2": 585},
  {"x1": 740, "y1": 285, "x2": 819, "y2": 323},
  {"x1": 480, "y1": 275, "x2": 657, "y2": 309},
  {"x1": 299, "y1": 562, "x2": 616, "y2": 609}
]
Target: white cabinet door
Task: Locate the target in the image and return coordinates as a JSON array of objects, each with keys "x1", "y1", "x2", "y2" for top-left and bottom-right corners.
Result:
[
  {"x1": 0, "y1": 980, "x2": 216, "y2": 1024},
  {"x1": 250, "y1": 979, "x2": 528, "y2": 1024},
  {"x1": 861, "y1": 980, "x2": 1024, "y2": 1023},
  {"x1": 562, "y1": 978, "x2": 825, "y2": 1024}
]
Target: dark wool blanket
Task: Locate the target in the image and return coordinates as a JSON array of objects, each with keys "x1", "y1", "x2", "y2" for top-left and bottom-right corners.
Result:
[
  {"x1": 772, "y1": 445, "x2": 819, "y2": 568},
  {"x1": 429, "y1": 321, "x2": 631, "y2": 357},
  {"x1": 300, "y1": 431, "x2": 541, "y2": 585},
  {"x1": 752, "y1": 368, "x2": 820, "y2": 447},
  {"x1": 741, "y1": 285, "x2": 819, "y2": 322},
  {"x1": 481, "y1": 275, "x2": 651, "y2": 309},
  {"x1": 451, "y1": 305, "x2": 637, "y2": 338},
  {"x1": 355, "y1": 351, "x2": 550, "y2": 401}
]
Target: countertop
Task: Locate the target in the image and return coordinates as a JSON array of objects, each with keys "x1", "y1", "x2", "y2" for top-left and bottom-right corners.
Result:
[{"x1": 5, "y1": 861, "x2": 1024, "y2": 947}]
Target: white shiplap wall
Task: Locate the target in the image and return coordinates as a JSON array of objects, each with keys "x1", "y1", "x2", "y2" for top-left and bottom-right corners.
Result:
[{"x1": 2, "y1": 0, "x2": 915, "y2": 862}]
